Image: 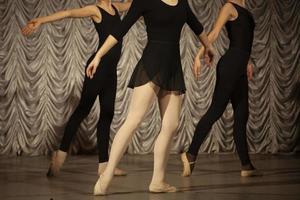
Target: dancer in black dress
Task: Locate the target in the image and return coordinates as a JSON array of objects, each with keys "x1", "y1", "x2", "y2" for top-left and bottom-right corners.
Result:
[
  {"x1": 86, "y1": 0, "x2": 215, "y2": 195},
  {"x1": 181, "y1": 0, "x2": 261, "y2": 177},
  {"x1": 22, "y1": 0, "x2": 131, "y2": 177}
]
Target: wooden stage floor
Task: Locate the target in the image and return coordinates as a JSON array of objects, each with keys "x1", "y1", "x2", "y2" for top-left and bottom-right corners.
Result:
[{"x1": 0, "y1": 154, "x2": 299, "y2": 200}]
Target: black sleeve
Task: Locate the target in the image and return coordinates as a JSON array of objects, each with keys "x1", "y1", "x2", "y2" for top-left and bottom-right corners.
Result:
[
  {"x1": 111, "y1": 0, "x2": 145, "y2": 41},
  {"x1": 185, "y1": 0, "x2": 204, "y2": 36}
]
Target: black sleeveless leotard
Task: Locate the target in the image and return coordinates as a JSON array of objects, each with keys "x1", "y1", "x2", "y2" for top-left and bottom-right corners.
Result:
[
  {"x1": 188, "y1": 2, "x2": 256, "y2": 166},
  {"x1": 59, "y1": 5, "x2": 122, "y2": 163},
  {"x1": 111, "y1": 0, "x2": 204, "y2": 93}
]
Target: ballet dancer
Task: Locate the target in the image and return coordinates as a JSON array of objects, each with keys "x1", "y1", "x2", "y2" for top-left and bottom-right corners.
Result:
[
  {"x1": 22, "y1": 0, "x2": 132, "y2": 177},
  {"x1": 86, "y1": 0, "x2": 215, "y2": 195},
  {"x1": 181, "y1": 0, "x2": 262, "y2": 177}
]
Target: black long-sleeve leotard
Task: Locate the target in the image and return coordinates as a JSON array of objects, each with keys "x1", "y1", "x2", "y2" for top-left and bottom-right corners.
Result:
[{"x1": 111, "y1": 0, "x2": 204, "y2": 93}]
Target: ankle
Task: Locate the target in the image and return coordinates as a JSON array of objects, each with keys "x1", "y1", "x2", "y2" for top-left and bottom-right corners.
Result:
[
  {"x1": 150, "y1": 180, "x2": 165, "y2": 186},
  {"x1": 57, "y1": 150, "x2": 67, "y2": 158},
  {"x1": 186, "y1": 152, "x2": 197, "y2": 163},
  {"x1": 150, "y1": 176, "x2": 165, "y2": 186},
  {"x1": 241, "y1": 163, "x2": 255, "y2": 171}
]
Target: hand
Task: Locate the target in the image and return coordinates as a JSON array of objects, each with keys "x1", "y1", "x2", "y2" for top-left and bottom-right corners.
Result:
[
  {"x1": 86, "y1": 54, "x2": 101, "y2": 79},
  {"x1": 204, "y1": 46, "x2": 215, "y2": 67},
  {"x1": 193, "y1": 55, "x2": 201, "y2": 80},
  {"x1": 21, "y1": 18, "x2": 42, "y2": 36},
  {"x1": 247, "y1": 63, "x2": 253, "y2": 81}
]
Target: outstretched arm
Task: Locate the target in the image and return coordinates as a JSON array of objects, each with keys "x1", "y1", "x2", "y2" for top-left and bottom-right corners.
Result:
[{"x1": 22, "y1": 5, "x2": 100, "y2": 36}]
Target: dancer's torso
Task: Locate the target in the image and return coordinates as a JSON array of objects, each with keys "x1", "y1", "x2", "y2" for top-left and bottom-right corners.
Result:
[{"x1": 225, "y1": 2, "x2": 255, "y2": 54}]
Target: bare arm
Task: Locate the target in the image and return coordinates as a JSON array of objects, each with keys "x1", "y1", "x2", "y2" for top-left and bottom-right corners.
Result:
[
  {"x1": 22, "y1": 5, "x2": 100, "y2": 35},
  {"x1": 86, "y1": 35, "x2": 118, "y2": 78},
  {"x1": 196, "y1": 3, "x2": 235, "y2": 59}
]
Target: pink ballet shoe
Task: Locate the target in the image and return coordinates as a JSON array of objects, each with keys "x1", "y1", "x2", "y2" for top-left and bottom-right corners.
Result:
[
  {"x1": 93, "y1": 175, "x2": 109, "y2": 195},
  {"x1": 149, "y1": 183, "x2": 177, "y2": 193},
  {"x1": 181, "y1": 152, "x2": 196, "y2": 177},
  {"x1": 241, "y1": 169, "x2": 263, "y2": 177},
  {"x1": 46, "y1": 150, "x2": 67, "y2": 177}
]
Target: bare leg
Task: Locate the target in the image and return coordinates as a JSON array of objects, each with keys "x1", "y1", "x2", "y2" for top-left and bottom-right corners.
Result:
[
  {"x1": 149, "y1": 90, "x2": 182, "y2": 193},
  {"x1": 94, "y1": 82, "x2": 159, "y2": 195}
]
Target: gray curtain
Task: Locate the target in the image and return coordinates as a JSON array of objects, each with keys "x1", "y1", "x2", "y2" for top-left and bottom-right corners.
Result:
[{"x1": 0, "y1": 0, "x2": 299, "y2": 156}]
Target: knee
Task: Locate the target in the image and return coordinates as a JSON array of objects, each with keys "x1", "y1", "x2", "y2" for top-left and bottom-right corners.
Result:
[
  {"x1": 100, "y1": 107, "x2": 114, "y2": 122},
  {"x1": 161, "y1": 119, "x2": 179, "y2": 135},
  {"x1": 72, "y1": 103, "x2": 92, "y2": 119},
  {"x1": 234, "y1": 108, "x2": 249, "y2": 122},
  {"x1": 123, "y1": 115, "x2": 143, "y2": 131},
  {"x1": 206, "y1": 100, "x2": 229, "y2": 119}
]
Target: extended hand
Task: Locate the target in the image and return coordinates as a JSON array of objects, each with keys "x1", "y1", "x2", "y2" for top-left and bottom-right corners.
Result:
[
  {"x1": 193, "y1": 55, "x2": 201, "y2": 80},
  {"x1": 204, "y1": 46, "x2": 215, "y2": 67},
  {"x1": 247, "y1": 63, "x2": 254, "y2": 81},
  {"x1": 21, "y1": 18, "x2": 42, "y2": 36},
  {"x1": 86, "y1": 55, "x2": 101, "y2": 79}
]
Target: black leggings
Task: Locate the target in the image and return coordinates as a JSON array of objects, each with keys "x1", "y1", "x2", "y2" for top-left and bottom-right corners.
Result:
[
  {"x1": 60, "y1": 55, "x2": 117, "y2": 163},
  {"x1": 188, "y1": 48, "x2": 251, "y2": 166}
]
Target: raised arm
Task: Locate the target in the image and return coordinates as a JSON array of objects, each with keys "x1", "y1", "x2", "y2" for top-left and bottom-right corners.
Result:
[{"x1": 22, "y1": 5, "x2": 100, "y2": 36}]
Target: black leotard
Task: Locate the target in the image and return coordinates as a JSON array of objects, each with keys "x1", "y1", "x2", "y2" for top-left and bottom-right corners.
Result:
[
  {"x1": 226, "y1": 2, "x2": 255, "y2": 53},
  {"x1": 60, "y1": 5, "x2": 122, "y2": 163},
  {"x1": 188, "y1": 2, "x2": 255, "y2": 166},
  {"x1": 111, "y1": 0, "x2": 204, "y2": 93}
]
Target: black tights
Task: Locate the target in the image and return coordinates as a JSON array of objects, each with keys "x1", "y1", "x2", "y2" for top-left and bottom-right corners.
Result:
[
  {"x1": 60, "y1": 58, "x2": 117, "y2": 163},
  {"x1": 188, "y1": 49, "x2": 251, "y2": 166}
]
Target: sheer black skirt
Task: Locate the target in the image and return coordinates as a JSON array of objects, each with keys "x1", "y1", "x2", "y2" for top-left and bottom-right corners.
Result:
[{"x1": 128, "y1": 40, "x2": 186, "y2": 93}]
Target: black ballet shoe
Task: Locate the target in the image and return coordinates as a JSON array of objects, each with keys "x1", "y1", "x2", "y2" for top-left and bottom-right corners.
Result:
[
  {"x1": 181, "y1": 152, "x2": 196, "y2": 177},
  {"x1": 46, "y1": 164, "x2": 55, "y2": 177}
]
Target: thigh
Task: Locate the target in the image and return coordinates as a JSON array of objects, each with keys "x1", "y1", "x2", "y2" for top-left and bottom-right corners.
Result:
[
  {"x1": 158, "y1": 90, "x2": 183, "y2": 125},
  {"x1": 99, "y1": 75, "x2": 117, "y2": 112},
  {"x1": 126, "y1": 82, "x2": 160, "y2": 121},
  {"x1": 231, "y1": 75, "x2": 249, "y2": 112},
  {"x1": 77, "y1": 75, "x2": 100, "y2": 108}
]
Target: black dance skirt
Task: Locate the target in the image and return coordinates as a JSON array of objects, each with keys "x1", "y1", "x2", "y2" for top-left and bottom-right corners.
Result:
[{"x1": 128, "y1": 40, "x2": 186, "y2": 93}]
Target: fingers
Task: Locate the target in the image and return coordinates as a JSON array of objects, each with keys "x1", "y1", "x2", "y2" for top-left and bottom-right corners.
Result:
[
  {"x1": 86, "y1": 63, "x2": 97, "y2": 79},
  {"x1": 248, "y1": 71, "x2": 253, "y2": 81},
  {"x1": 21, "y1": 23, "x2": 35, "y2": 36},
  {"x1": 193, "y1": 66, "x2": 198, "y2": 80},
  {"x1": 92, "y1": 65, "x2": 97, "y2": 77},
  {"x1": 22, "y1": 26, "x2": 33, "y2": 35},
  {"x1": 247, "y1": 63, "x2": 253, "y2": 81},
  {"x1": 196, "y1": 64, "x2": 201, "y2": 80},
  {"x1": 193, "y1": 59, "x2": 201, "y2": 80},
  {"x1": 204, "y1": 54, "x2": 210, "y2": 66},
  {"x1": 204, "y1": 51, "x2": 214, "y2": 67},
  {"x1": 86, "y1": 64, "x2": 93, "y2": 79}
]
